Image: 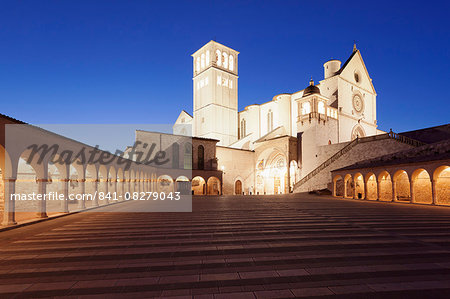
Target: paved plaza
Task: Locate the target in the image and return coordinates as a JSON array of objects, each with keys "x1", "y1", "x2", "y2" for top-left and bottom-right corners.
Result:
[{"x1": 0, "y1": 194, "x2": 450, "y2": 298}]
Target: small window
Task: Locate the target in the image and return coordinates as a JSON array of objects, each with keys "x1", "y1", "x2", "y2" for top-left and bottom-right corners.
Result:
[
  {"x1": 222, "y1": 52, "x2": 228, "y2": 69},
  {"x1": 229, "y1": 55, "x2": 234, "y2": 71},
  {"x1": 302, "y1": 102, "x2": 311, "y2": 115},
  {"x1": 196, "y1": 57, "x2": 200, "y2": 72},
  {"x1": 206, "y1": 50, "x2": 210, "y2": 65},
  {"x1": 318, "y1": 101, "x2": 325, "y2": 114},
  {"x1": 201, "y1": 53, "x2": 205, "y2": 69},
  {"x1": 216, "y1": 50, "x2": 222, "y2": 66}
]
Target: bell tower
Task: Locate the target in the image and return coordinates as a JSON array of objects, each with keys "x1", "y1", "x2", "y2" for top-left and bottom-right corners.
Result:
[{"x1": 192, "y1": 41, "x2": 239, "y2": 146}]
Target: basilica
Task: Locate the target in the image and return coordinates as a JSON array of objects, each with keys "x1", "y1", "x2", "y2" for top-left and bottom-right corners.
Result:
[{"x1": 174, "y1": 41, "x2": 387, "y2": 195}]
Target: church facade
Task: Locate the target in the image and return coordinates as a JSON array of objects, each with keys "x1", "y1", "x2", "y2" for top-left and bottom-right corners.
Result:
[{"x1": 175, "y1": 41, "x2": 385, "y2": 195}]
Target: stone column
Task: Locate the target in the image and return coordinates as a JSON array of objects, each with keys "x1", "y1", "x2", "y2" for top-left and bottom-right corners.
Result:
[
  {"x1": 343, "y1": 180, "x2": 347, "y2": 198},
  {"x1": 2, "y1": 178, "x2": 17, "y2": 226},
  {"x1": 432, "y1": 179, "x2": 437, "y2": 205},
  {"x1": 113, "y1": 179, "x2": 118, "y2": 201},
  {"x1": 333, "y1": 180, "x2": 336, "y2": 197},
  {"x1": 61, "y1": 179, "x2": 69, "y2": 213},
  {"x1": 36, "y1": 179, "x2": 48, "y2": 218},
  {"x1": 363, "y1": 181, "x2": 367, "y2": 200},
  {"x1": 93, "y1": 179, "x2": 99, "y2": 207},
  {"x1": 410, "y1": 182, "x2": 415, "y2": 203},
  {"x1": 392, "y1": 180, "x2": 397, "y2": 202},
  {"x1": 376, "y1": 181, "x2": 381, "y2": 201},
  {"x1": 77, "y1": 179, "x2": 86, "y2": 210},
  {"x1": 102, "y1": 179, "x2": 109, "y2": 204}
]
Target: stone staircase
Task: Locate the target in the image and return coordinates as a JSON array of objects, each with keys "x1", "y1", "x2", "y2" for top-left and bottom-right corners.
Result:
[{"x1": 293, "y1": 132, "x2": 425, "y2": 193}]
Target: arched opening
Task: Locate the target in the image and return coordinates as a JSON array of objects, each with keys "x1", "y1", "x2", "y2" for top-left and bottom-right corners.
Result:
[
  {"x1": 344, "y1": 174, "x2": 354, "y2": 198},
  {"x1": 378, "y1": 171, "x2": 393, "y2": 201},
  {"x1": 201, "y1": 53, "x2": 205, "y2": 69},
  {"x1": 393, "y1": 170, "x2": 410, "y2": 202},
  {"x1": 354, "y1": 173, "x2": 364, "y2": 199},
  {"x1": 216, "y1": 50, "x2": 222, "y2": 66},
  {"x1": 191, "y1": 176, "x2": 206, "y2": 195},
  {"x1": 229, "y1": 54, "x2": 234, "y2": 71},
  {"x1": 351, "y1": 125, "x2": 366, "y2": 140},
  {"x1": 365, "y1": 173, "x2": 377, "y2": 200},
  {"x1": 172, "y1": 143, "x2": 179, "y2": 169},
  {"x1": 207, "y1": 176, "x2": 221, "y2": 195},
  {"x1": 15, "y1": 155, "x2": 41, "y2": 219},
  {"x1": 411, "y1": 169, "x2": 432, "y2": 204},
  {"x1": 222, "y1": 52, "x2": 228, "y2": 69},
  {"x1": 318, "y1": 101, "x2": 325, "y2": 114},
  {"x1": 235, "y1": 180, "x2": 242, "y2": 195},
  {"x1": 333, "y1": 175, "x2": 344, "y2": 197},
  {"x1": 157, "y1": 175, "x2": 174, "y2": 193},
  {"x1": 206, "y1": 50, "x2": 210, "y2": 65},
  {"x1": 301, "y1": 102, "x2": 311, "y2": 115},
  {"x1": 175, "y1": 176, "x2": 190, "y2": 195},
  {"x1": 197, "y1": 145, "x2": 204, "y2": 170},
  {"x1": 196, "y1": 57, "x2": 200, "y2": 73},
  {"x1": 434, "y1": 166, "x2": 450, "y2": 205}
]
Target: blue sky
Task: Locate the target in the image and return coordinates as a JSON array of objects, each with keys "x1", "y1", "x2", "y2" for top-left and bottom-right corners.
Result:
[{"x1": 0, "y1": 0, "x2": 449, "y2": 133}]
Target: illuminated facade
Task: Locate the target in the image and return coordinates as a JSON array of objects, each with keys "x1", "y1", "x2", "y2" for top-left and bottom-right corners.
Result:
[{"x1": 175, "y1": 41, "x2": 385, "y2": 195}]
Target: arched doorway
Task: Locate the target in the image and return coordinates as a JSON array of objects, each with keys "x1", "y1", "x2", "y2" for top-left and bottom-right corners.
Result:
[
  {"x1": 235, "y1": 180, "x2": 242, "y2": 195},
  {"x1": 411, "y1": 169, "x2": 432, "y2": 204},
  {"x1": 365, "y1": 173, "x2": 377, "y2": 200},
  {"x1": 333, "y1": 175, "x2": 344, "y2": 197},
  {"x1": 354, "y1": 173, "x2": 364, "y2": 199},
  {"x1": 378, "y1": 171, "x2": 392, "y2": 201},
  {"x1": 393, "y1": 170, "x2": 410, "y2": 201},
  {"x1": 157, "y1": 175, "x2": 174, "y2": 193},
  {"x1": 344, "y1": 174, "x2": 353, "y2": 198},
  {"x1": 175, "y1": 176, "x2": 190, "y2": 195},
  {"x1": 433, "y1": 166, "x2": 450, "y2": 205},
  {"x1": 351, "y1": 125, "x2": 366, "y2": 140},
  {"x1": 207, "y1": 176, "x2": 221, "y2": 195},
  {"x1": 191, "y1": 176, "x2": 206, "y2": 195}
]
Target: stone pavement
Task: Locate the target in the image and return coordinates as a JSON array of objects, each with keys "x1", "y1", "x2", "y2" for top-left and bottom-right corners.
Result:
[{"x1": 0, "y1": 194, "x2": 450, "y2": 298}]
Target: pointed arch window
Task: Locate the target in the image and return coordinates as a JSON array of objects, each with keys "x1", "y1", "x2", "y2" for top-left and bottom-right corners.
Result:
[
  {"x1": 216, "y1": 50, "x2": 222, "y2": 66},
  {"x1": 318, "y1": 101, "x2": 325, "y2": 114},
  {"x1": 229, "y1": 55, "x2": 234, "y2": 71},
  {"x1": 222, "y1": 52, "x2": 228, "y2": 69},
  {"x1": 206, "y1": 50, "x2": 210, "y2": 65},
  {"x1": 240, "y1": 119, "x2": 246, "y2": 138},
  {"x1": 196, "y1": 57, "x2": 200, "y2": 73},
  {"x1": 201, "y1": 53, "x2": 205, "y2": 69},
  {"x1": 301, "y1": 102, "x2": 311, "y2": 115},
  {"x1": 267, "y1": 109, "x2": 273, "y2": 132}
]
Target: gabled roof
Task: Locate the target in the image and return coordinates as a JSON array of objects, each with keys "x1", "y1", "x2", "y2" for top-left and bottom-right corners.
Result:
[{"x1": 333, "y1": 48, "x2": 376, "y2": 94}]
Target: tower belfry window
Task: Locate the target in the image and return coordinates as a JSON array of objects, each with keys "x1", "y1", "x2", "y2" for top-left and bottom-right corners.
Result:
[
  {"x1": 216, "y1": 50, "x2": 222, "y2": 66},
  {"x1": 229, "y1": 55, "x2": 234, "y2": 71}
]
